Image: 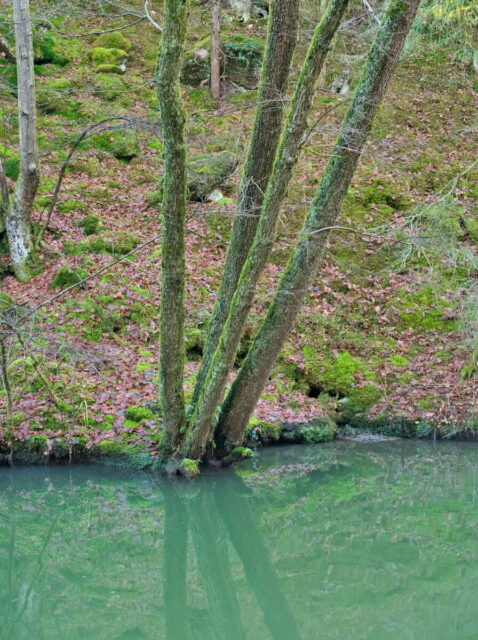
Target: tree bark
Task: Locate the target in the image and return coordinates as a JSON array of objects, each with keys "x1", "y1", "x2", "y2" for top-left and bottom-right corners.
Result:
[
  {"x1": 157, "y1": 0, "x2": 189, "y2": 454},
  {"x1": 192, "y1": 0, "x2": 300, "y2": 405},
  {"x1": 5, "y1": 0, "x2": 41, "y2": 283},
  {"x1": 0, "y1": 159, "x2": 8, "y2": 232},
  {"x1": 216, "y1": 0, "x2": 421, "y2": 453},
  {"x1": 210, "y1": 0, "x2": 221, "y2": 101},
  {"x1": 185, "y1": 0, "x2": 350, "y2": 460}
]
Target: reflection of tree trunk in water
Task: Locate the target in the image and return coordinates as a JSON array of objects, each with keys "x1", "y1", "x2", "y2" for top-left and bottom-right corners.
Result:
[
  {"x1": 1, "y1": 491, "x2": 59, "y2": 640},
  {"x1": 163, "y1": 484, "x2": 189, "y2": 640},
  {"x1": 188, "y1": 484, "x2": 246, "y2": 640},
  {"x1": 1, "y1": 488, "x2": 16, "y2": 640},
  {"x1": 214, "y1": 473, "x2": 302, "y2": 640}
]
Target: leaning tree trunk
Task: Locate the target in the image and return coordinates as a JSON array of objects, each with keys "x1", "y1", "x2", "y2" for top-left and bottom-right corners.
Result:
[
  {"x1": 4, "y1": 0, "x2": 41, "y2": 283},
  {"x1": 192, "y1": 0, "x2": 300, "y2": 404},
  {"x1": 157, "y1": 0, "x2": 189, "y2": 455},
  {"x1": 215, "y1": 0, "x2": 422, "y2": 455},
  {"x1": 184, "y1": 0, "x2": 350, "y2": 460}
]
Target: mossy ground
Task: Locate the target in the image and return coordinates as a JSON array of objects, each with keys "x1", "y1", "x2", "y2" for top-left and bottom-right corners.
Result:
[{"x1": 1, "y1": 8, "x2": 478, "y2": 452}]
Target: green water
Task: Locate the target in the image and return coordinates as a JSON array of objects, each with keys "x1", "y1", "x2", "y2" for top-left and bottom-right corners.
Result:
[{"x1": 1, "y1": 440, "x2": 478, "y2": 640}]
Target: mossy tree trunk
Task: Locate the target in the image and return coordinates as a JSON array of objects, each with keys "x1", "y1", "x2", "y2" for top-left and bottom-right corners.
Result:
[
  {"x1": 157, "y1": 0, "x2": 190, "y2": 455},
  {"x1": 4, "y1": 0, "x2": 41, "y2": 283},
  {"x1": 184, "y1": 0, "x2": 351, "y2": 460},
  {"x1": 192, "y1": 0, "x2": 300, "y2": 405},
  {"x1": 214, "y1": 0, "x2": 422, "y2": 454}
]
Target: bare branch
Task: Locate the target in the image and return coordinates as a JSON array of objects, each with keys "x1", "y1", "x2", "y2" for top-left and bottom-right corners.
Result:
[{"x1": 144, "y1": 0, "x2": 163, "y2": 31}]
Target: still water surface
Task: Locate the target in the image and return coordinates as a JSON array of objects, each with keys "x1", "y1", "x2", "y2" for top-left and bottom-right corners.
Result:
[{"x1": 1, "y1": 440, "x2": 478, "y2": 640}]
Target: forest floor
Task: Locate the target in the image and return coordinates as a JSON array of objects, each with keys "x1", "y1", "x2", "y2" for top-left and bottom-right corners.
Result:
[{"x1": 1, "y1": 5, "x2": 478, "y2": 454}]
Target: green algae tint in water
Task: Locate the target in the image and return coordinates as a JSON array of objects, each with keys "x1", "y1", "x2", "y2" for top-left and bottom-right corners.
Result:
[{"x1": 1, "y1": 441, "x2": 478, "y2": 640}]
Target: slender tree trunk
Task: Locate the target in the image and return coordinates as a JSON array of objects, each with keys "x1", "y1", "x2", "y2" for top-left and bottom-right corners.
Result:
[
  {"x1": 157, "y1": 0, "x2": 189, "y2": 454},
  {"x1": 192, "y1": 0, "x2": 300, "y2": 404},
  {"x1": 216, "y1": 0, "x2": 422, "y2": 454},
  {"x1": 184, "y1": 0, "x2": 350, "y2": 460},
  {"x1": 5, "y1": 0, "x2": 41, "y2": 283},
  {"x1": 0, "y1": 159, "x2": 8, "y2": 232},
  {"x1": 210, "y1": 0, "x2": 221, "y2": 101}
]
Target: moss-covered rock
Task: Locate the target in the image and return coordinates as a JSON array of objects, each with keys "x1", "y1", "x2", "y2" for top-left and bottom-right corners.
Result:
[
  {"x1": 92, "y1": 32, "x2": 132, "y2": 52},
  {"x1": 223, "y1": 35, "x2": 263, "y2": 89},
  {"x1": 64, "y1": 232, "x2": 141, "y2": 256},
  {"x1": 345, "y1": 384, "x2": 384, "y2": 414},
  {"x1": 181, "y1": 35, "x2": 263, "y2": 89},
  {"x1": 93, "y1": 74, "x2": 126, "y2": 101},
  {"x1": 302, "y1": 348, "x2": 376, "y2": 395},
  {"x1": 50, "y1": 266, "x2": 88, "y2": 289},
  {"x1": 33, "y1": 33, "x2": 69, "y2": 66},
  {"x1": 37, "y1": 77, "x2": 74, "y2": 114},
  {"x1": 181, "y1": 37, "x2": 211, "y2": 87},
  {"x1": 187, "y1": 152, "x2": 237, "y2": 201},
  {"x1": 247, "y1": 418, "x2": 282, "y2": 444},
  {"x1": 281, "y1": 417, "x2": 337, "y2": 443},
  {"x1": 179, "y1": 458, "x2": 200, "y2": 479},
  {"x1": 95, "y1": 64, "x2": 125, "y2": 74},
  {"x1": 89, "y1": 47, "x2": 128, "y2": 68},
  {"x1": 125, "y1": 405, "x2": 155, "y2": 422},
  {"x1": 92, "y1": 130, "x2": 139, "y2": 160}
]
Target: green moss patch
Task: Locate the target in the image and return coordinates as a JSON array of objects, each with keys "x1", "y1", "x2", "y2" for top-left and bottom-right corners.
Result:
[
  {"x1": 89, "y1": 47, "x2": 128, "y2": 68},
  {"x1": 50, "y1": 266, "x2": 88, "y2": 289},
  {"x1": 92, "y1": 32, "x2": 132, "y2": 52},
  {"x1": 93, "y1": 74, "x2": 126, "y2": 101},
  {"x1": 76, "y1": 215, "x2": 102, "y2": 235},
  {"x1": 64, "y1": 233, "x2": 140, "y2": 256}
]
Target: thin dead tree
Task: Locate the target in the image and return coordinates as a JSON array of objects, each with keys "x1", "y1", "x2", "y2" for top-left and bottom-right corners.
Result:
[
  {"x1": 210, "y1": 0, "x2": 221, "y2": 101},
  {"x1": 2, "y1": 0, "x2": 41, "y2": 282}
]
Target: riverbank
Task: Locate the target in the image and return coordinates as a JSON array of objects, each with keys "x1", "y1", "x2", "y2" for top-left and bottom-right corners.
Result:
[{"x1": 2, "y1": 416, "x2": 477, "y2": 471}]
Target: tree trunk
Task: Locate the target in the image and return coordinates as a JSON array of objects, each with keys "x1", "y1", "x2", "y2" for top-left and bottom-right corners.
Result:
[
  {"x1": 157, "y1": 0, "x2": 189, "y2": 454},
  {"x1": 5, "y1": 0, "x2": 41, "y2": 283},
  {"x1": 0, "y1": 159, "x2": 8, "y2": 232},
  {"x1": 216, "y1": 0, "x2": 421, "y2": 454},
  {"x1": 210, "y1": 0, "x2": 221, "y2": 101},
  {"x1": 184, "y1": 0, "x2": 350, "y2": 460},
  {"x1": 192, "y1": 0, "x2": 300, "y2": 404}
]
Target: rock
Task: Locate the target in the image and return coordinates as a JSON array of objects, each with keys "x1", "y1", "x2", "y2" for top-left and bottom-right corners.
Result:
[
  {"x1": 181, "y1": 38, "x2": 211, "y2": 87},
  {"x1": 95, "y1": 64, "x2": 126, "y2": 75},
  {"x1": 92, "y1": 131, "x2": 139, "y2": 161},
  {"x1": 92, "y1": 32, "x2": 132, "y2": 53},
  {"x1": 187, "y1": 152, "x2": 237, "y2": 201},
  {"x1": 181, "y1": 35, "x2": 263, "y2": 90},
  {"x1": 37, "y1": 77, "x2": 74, "y2": 114},
  {"x1": 225, "y1": 0, "x2": 251, "y2": 21},
  {"x1": 207, "y1": 188, "x2": 224, "y2": 202},
  {"x1": 89, "y1": 47, "x2": 128, "y2": 69},
  {"x1": 93, "y1": 74, "x2": 126, "y2": 101}
]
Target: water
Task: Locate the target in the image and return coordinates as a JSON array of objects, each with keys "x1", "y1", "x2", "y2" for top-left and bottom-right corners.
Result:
[{"x1": 1, "y1": 440, "x2": 478, "y2": 640}]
